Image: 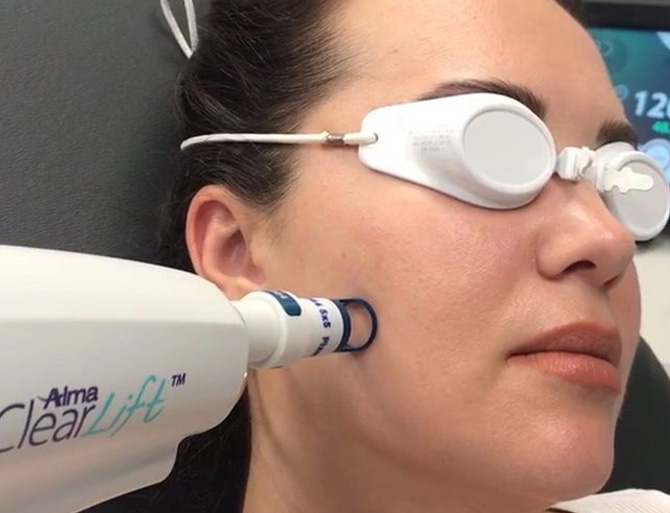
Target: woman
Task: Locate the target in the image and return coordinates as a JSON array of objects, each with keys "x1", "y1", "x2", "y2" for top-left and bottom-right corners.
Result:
[{"x1": 156, "y1": 0, "x2": 670, "y2": 512}]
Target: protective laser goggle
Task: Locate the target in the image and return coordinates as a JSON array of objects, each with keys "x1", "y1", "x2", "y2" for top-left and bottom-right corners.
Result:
[{"x1": 180, "y1": 93, "x2": 670, "y2": 241}]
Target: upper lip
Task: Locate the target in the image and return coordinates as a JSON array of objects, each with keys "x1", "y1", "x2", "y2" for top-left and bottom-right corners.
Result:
[{"x1": 509, "y1": 322, "x2": 623, "y2": 368}]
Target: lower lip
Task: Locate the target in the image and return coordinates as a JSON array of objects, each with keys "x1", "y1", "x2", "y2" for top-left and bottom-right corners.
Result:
[{"x1": 507, "y1": 352, "x2": 621, "y2": 393}]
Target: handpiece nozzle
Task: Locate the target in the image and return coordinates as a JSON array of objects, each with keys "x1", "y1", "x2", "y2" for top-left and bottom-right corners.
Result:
[{"x1": 231, "y1": 292, "x2": 378, "y2": 369}]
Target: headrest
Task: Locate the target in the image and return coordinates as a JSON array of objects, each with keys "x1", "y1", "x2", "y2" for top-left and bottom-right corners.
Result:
[{"x1": 0, "y1": 0, "x2": 194, "y2": 263}]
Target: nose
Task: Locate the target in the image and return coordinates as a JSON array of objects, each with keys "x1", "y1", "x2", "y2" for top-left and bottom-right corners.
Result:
[{"x1": 534, "y1": 177, "x2": 636, "y2": 289}]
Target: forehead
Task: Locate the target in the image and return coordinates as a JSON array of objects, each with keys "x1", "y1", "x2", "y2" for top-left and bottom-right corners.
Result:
[{"x1": 306, "y1": 0, "x2": 624, "y2": 146}]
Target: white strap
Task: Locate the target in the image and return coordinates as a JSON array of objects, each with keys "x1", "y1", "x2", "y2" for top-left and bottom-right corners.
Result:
[
  {"x1": 180, "y1": 131, "x2": 379, "y2": 151},
  {"x1": 160, "y1": 0, "x2": 199, "y2": 58}
]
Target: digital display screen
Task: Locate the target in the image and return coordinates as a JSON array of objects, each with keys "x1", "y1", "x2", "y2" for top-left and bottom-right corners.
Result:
[{"x1": 590, "y1": 28, "x2": 670, "y2": 183}]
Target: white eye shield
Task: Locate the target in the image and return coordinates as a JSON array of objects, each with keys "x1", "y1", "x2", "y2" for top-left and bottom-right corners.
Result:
[{"x1": 180, "y1": 93, "x2": 670, "y2": 241}]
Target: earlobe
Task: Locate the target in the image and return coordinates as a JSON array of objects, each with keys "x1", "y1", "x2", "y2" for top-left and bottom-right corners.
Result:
[{"x1": 185, "y1": 185, "x2": 267, "y2": 299}]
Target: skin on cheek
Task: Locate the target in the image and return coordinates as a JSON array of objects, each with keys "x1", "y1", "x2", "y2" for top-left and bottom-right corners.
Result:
[
  {"x1": 327, "y1": 189, "x2": 520, "y2": 422},
  {"x1": 609, "y1": 263, "x2": 642, "y2": 388}
]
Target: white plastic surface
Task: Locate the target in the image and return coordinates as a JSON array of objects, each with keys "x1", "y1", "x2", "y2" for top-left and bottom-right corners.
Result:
[
  {"x1": 550, "y1": 488, "x2": 670, "y2": 513},
  {"x1": 358, "y1": 93, "x2": 556, "y2": 209},
  {"x1": 232, "y1": 297, "x2": 279, "y2": 364},
  {"x1": 0, "y1": 246, "x2": 249, "y2": 513},
  {"x1": 236, "y1": 292, "x2": 344, "y2": 368},
  {"x1": 556, "y1": 146, "x2": 595, "y2": 181}
]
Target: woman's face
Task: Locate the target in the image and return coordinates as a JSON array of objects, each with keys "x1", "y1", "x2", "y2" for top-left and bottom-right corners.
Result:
[{"x1": 192, "y1": 0, "x2": 641, "y2": 508}]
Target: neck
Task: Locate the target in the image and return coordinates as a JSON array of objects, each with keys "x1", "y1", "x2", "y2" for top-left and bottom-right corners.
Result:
[
  {"x1": 240, "y1": 376, "x2": 557, "y2": 513},
  {"x1": 242, "y1": 435, "x2": 559, "y2": 513}
]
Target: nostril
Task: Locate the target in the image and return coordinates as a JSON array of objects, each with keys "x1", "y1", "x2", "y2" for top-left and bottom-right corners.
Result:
[{"x1": 565, "y1": 260, "x2": 596, "y2": 274}]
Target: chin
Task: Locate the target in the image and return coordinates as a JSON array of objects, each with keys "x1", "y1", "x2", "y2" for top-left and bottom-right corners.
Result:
[
  {"x1": 512, "y1": 427, "x2": 616, "y2": 502},
  {"x1": 454, "y1": 411, "x2": 618, "y2": 504}
]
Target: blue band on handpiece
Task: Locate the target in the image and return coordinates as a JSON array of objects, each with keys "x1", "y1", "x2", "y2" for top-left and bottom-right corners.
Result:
[
  {"x1": 266, "y1": 291, "x2": 302, "y2": 317},
  {"x1": 334, "y1": 298, "x2": 378, "y2": 353}
]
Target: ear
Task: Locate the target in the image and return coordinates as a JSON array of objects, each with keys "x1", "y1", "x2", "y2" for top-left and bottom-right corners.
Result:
[{"x1": 186, "y1": 184, "x2": 268, "y2": 299}]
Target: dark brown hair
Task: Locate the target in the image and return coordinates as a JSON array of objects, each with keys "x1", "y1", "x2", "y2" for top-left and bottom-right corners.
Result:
[{"x1": 158, "y1": 0, "x2": 349, "y2": 273}]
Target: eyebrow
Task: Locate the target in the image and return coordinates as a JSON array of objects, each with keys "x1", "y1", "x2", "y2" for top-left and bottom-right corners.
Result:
[
  {"x1": 415, "y1": 78, "x2": 640, "y2": 148},
  {"x1": 596, "y1": 119, "x2": 640, "y2": 148}
]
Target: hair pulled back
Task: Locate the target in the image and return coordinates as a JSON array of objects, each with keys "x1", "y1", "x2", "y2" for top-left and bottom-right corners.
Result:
[{"x1": 159, "y1": 0, "x2": 348, "y2": 272}]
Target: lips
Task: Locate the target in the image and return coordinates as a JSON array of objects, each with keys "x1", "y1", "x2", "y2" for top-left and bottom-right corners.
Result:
[{"x1": 509, "y1": 322, "x2": 623, "y2": 368}]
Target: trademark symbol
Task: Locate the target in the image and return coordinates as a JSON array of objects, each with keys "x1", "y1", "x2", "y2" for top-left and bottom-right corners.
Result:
[{"x1": 171, "y1": 373, "x2": 187, "y2": 387}]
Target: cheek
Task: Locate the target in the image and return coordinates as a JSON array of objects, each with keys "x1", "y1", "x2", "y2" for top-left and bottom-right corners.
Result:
[
  {"x1": 277, "y1": 168, "x2": 533, "y2": 418},
  {"x1": 343, "y1": 184, "x2": 530, "y2": 355},
  {"x1": 273, "y1": 156, "x2": 536, "y2": 360},
  {"x1": 274, "y1": 164, "x2": 527, "y2": 333},
  {"x1": 610, "y1": 262, "x2": 642, "y2": 384}
]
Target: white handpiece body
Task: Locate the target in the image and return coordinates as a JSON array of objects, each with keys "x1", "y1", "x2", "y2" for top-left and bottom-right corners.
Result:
[{"x1": 0, "y1": 245, "x2": 374, "y2": 513}]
